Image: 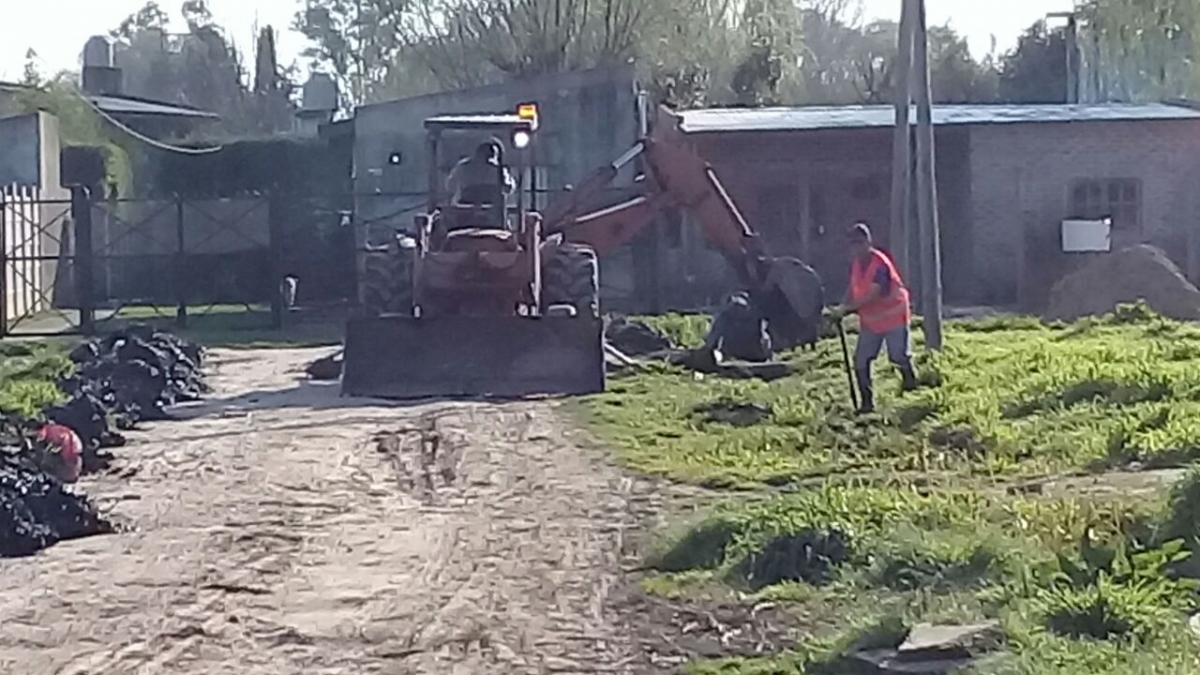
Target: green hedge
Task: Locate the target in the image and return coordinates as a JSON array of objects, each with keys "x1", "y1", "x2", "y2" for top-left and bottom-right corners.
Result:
[{"x1": 144, "y1": 135, "x2": 352, "y2": 197}]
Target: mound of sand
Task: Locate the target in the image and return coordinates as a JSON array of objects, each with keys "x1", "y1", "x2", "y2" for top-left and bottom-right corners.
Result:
[{"x1": 1044, "y1": 245, "x2": 1200, "y2": 322}]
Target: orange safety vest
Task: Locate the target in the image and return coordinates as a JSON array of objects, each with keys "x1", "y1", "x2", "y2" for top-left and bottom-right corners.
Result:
[{"x1": 849, "y1": 248, "x2": 911, "y2": 334}]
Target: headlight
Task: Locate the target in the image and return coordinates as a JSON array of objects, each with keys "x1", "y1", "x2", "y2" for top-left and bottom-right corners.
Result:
[{"x1": 512, "y1": 130, "x2": 531, "y2": 149}]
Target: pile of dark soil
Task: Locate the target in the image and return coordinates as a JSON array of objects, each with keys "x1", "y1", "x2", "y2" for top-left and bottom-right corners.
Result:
[
  {"x1": 0, "y1": 325, "x2": 205, "y2": 556},
  {"x1": 54, "y1": 326, "x2": 208, "y2": 469},
  {"x1": 306, "y1": 352, "x2": 344, "y2": 381},
  {"x1": 693, "y1": 399, "x2": 773, "y2": 427},
  {"x1": 0, "y1": 457, "x2": 112, "y2": 558},
  {"x1": 605, "y1": 317, "x2": 675, "y2": 356},
  {"x1": 1045, "y1": 245, "x2": 1200, "y2": 322}
]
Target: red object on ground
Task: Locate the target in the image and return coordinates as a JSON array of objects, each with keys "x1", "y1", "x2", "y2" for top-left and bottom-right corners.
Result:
[{"x1": 37, "y1": 424, "x2": 82, "y2": 483}]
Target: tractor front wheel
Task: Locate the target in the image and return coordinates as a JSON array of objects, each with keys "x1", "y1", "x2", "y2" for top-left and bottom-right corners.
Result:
[{"x1": 541, "y1": 243, "x2": 599, "y2": 318}]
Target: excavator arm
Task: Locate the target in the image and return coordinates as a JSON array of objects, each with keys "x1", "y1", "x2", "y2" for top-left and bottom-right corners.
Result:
[{"x1": 543, "y1": 105, "x2": 765, "y2": 287}]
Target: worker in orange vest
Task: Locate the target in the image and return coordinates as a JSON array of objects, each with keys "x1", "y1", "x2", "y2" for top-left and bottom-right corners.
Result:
[{"x1": 835, "y1": 222, "x2": 918, "y2": 414}]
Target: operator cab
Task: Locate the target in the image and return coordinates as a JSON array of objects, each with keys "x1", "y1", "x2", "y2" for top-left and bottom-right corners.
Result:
[{"x1": 424, "y1": 104, "x2": 540, "y2": 240}]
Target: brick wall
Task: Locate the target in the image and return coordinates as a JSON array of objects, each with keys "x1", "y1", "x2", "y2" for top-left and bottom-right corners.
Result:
[
  {"x1": 689, "y1": 127, "x2": 970, "y2": 305},
  {"x1": 968, "y1": 119, "x2": 1200, "y2": 308},
  {"x1": 657, "y1": 116, "x2": 1200, "y2": 311}
]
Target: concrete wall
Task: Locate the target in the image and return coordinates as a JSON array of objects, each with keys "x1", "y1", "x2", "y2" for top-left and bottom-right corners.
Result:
[
  {"x1": 353, "y1": 66, "x2": 640, "y2": 244},
  {"x1": 0, "y1": 113, "x2": 42, "y2": 186},
  {"x1": 1, "y1": 112, "x2": 68, "y2": 331},
  {"x1": 968, "y1": 119, "x2": 1200, "y2": 308}
]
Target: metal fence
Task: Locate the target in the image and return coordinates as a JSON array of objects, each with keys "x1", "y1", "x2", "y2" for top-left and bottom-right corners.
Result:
[
  {"x1": 1, "y1": 184, "x2": 657, "y2": 338},
  {"x1": 0, "y1": 188, "x2": 296, "y2": 337}
]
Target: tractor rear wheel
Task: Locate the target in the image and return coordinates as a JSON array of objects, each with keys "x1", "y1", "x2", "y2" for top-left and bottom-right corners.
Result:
[{"x1": 542, "y1": 243, "x2": 599, "y2": 318}]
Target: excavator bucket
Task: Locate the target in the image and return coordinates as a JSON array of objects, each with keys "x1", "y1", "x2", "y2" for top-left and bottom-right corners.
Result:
[{"x1": 340, "y1": 315, "x2": 605, "y2": 400}]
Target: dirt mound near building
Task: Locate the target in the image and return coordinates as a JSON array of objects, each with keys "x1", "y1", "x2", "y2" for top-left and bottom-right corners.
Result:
[{"x1": 1044, "y1": 245, "x2": 1200, "y2": 323}]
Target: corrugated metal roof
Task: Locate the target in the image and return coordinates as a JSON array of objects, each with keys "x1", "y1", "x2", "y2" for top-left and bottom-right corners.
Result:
[
  {"x1": 679, "y1": 103, "x2": 1200, "y2": 134},
  {"x1": 89, "y1": 94, "x2": 219, "y2": 119}
]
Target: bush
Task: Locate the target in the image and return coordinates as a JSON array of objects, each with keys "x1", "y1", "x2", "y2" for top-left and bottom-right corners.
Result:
[
  {"x1": 652, "y1": 517, "x2": 740, "y2": 573},
  {"x1": 871, "y1": 526, "x2": 1009, "y2": 591}
]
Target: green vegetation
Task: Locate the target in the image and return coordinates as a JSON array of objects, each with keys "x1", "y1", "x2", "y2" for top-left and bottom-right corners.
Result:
[
  {"x1": 98, "y1": 306, "x2": 342, "y2": 349},
  {"x1": 0, "y1": 341, "x2": 72, "y2": 418},
  {"x1": 591, "y1": 306, "x2": 1200, "y2": 488},
  {"x1": 588, "y1": 304, "x2": 1200, "y2": 673},
  {"x1": 12, "y1": 78, "x2": 134, "y2": 195}
]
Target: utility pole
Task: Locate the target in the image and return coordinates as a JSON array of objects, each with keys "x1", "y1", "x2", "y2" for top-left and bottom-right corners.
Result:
[
  {"x1": 889, "y1": 0, "x2": 915, "y2": 282},
  {"x1": 912, "y1": 0, "x2": 943, "y2": 350},
  {"x1": 355, "y1": 0, "x2": 366, "y2": 106}
]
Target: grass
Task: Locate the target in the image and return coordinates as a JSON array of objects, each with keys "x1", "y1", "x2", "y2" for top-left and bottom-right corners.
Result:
[
  {"x1": 97, "y1": 305, "x2": 343, "y2": 349},
  {"x1": 588, "y1": 306, "x2": 1200, "y2": 488},
  {"x1": 0, "y1": 340, "x2": 73, "y2": 417},
  {"x1": 586, "y1": 303, "x2": 1200, "y2": 674}
]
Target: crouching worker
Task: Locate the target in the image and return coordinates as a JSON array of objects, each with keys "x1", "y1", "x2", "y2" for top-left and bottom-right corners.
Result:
[
  {"x1": 834, "y1": 223, "x2": 918, "y2": 414},
  {"x1": 693, "y1": 291, "x2": 772, "y2": 368}
]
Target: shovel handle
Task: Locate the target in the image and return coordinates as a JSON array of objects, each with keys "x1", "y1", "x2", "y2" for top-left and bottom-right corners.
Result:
[{"x1": 836, "y1": 319, "x2": 859, "y2": 411}]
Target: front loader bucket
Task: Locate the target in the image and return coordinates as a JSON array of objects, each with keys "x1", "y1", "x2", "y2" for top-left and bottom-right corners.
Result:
[{"x1": 341, "y1": 315, "x2": 605, "y2": 400}]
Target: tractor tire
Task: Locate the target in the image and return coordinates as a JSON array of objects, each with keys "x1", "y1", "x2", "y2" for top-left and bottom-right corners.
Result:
[
  {"x1": 358, "y1": 247, "x2": 414, "y2": 317},
  {"x1": 542, "y1": 243, "x2": 600, "y2": 318}
]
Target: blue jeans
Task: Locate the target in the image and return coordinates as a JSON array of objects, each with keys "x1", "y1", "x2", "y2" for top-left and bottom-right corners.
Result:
[{"x1": 854, "y1": 325, "x2": 912, "y2": 370}]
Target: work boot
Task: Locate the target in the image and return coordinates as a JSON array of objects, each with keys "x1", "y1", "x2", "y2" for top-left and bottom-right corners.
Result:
[
  {"x1": 900, "y1": 364, "x2": 919, "y2": 393},
  {"x1": 855, "y1": 368, "x2": 875, "y2": 415}
]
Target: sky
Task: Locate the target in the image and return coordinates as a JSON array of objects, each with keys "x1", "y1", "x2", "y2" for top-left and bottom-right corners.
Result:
[{"x1": 0, "y1": 0, "x2": 1076, "y2": 83}]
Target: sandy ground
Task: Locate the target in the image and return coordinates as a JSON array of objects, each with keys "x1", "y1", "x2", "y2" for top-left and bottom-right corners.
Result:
[{"x1": 0, "y1": 347, "x2": 665, "y2": 674}]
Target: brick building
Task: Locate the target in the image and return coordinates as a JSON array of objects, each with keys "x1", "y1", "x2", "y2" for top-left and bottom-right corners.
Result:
[{"x1": 651, "y1": 103, "x2": 1200, "y2": 311}]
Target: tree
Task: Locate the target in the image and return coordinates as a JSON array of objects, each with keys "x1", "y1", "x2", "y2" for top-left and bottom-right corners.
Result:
[
  {"x1": 292, "y1": 0, "x2": 1001, "y2": 109},
  {"x1": 111, "y1": 1, "x2": 296, "y2": 135},
  {"x1": 250, "y1": 26, "x2": 295, "y2": 131},
  {"x1": 294, "y1": 0, "x2": 410, "y2": 106},
  {"x1": 21, "y1": 49, "x2": 42, "y2": 87},
  {"x1": 928, "y1": 25, "x2": 997, "y2": 104},
  {"x1": 112, "y1": 1, "x2": 170, "y2": 40},
  {"x1": 634, "y1": 0, "x2": 747, "y2": 108},
  {"x1": 998, "y1": 21, "x2": 1068, "y2": 104},
  {"x1": 798, "y1": 12, "x2": 997, "y2": 106},
  {"x1": 1077, "y1": 0, "x2": 1200, "y2": 101},
  {"x1": 731, "y1": 0, "x2": 802, "y2": 106}
]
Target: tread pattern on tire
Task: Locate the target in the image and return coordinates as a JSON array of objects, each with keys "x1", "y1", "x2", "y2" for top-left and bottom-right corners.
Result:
[
  {"x1": 358, "y1": 246, "x2": 414, "y2": 317},
  {"x1": 542, "y1": 243, "x2": 600, "y2": 318}
]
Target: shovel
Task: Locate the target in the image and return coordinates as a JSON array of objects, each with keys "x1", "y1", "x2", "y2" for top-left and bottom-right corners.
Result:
[{"x1": 835, "y1": 317, "x2": 860, "y2": 411}]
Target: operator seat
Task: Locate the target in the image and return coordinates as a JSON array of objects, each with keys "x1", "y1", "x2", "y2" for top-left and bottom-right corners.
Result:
[
  {"x1": 449, "y1": 183, "x2": 507, "y2": 232},
  {"x1": 442, "y1": 228, "x2": 519, "y2": 253}
]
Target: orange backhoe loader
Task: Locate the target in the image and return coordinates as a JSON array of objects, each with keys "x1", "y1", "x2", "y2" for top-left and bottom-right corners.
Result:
[{"x1": 341, "y1": 104, "x2": 772, "y2": 400}]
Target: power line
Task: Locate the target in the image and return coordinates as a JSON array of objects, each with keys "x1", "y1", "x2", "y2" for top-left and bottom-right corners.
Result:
[{"x1": 74, "y1": 88, "x2": 225, "y2": 156}]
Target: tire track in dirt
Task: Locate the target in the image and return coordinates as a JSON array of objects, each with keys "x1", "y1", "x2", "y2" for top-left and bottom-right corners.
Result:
[{"x1": 0, "y1": 347, "x2": 657, "y2": 675}]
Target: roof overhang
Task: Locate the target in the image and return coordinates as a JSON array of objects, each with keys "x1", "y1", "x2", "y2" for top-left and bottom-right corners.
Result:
[
  {"x1": 88, "y1": 94, "x2": 219, "y2": 120},
  {"x1": 424, "y1": 113, "x2": 536, "y2": 132},
  {"x1": 678, "y1": 103, "x2": 1200, "y2": 135}
]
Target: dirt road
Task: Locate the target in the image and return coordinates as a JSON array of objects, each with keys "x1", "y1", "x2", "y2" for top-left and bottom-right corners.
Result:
[{"x1": 0, "y1": 347, "x2": 658, "y2": 674}]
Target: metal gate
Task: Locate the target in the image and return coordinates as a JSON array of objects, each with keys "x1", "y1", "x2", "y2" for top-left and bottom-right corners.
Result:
[
  {"x1": 2, "y1": 187, "x2": 281, "y2": 338},
  {"x1": 0, "y1": 185, "x2": 80, "y2": 337},
  {"x1": 89, "y1": 194, "x2": 275, "y2": 332}
]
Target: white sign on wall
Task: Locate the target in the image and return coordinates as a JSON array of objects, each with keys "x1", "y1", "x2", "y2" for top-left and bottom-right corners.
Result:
[{"x1": 1061, "y1": 218, "x2": 1112, "y2": 253}]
